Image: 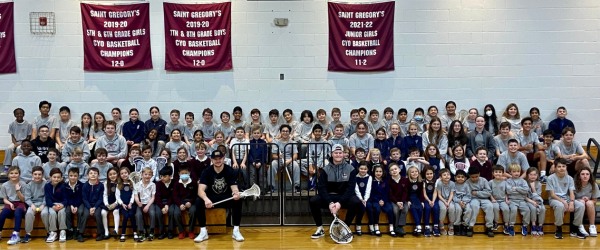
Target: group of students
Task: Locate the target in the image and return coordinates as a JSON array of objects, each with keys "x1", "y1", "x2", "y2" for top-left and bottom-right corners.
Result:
[
  {"x1": 349, "y1": 157, "x2": 598, "y2": 240},
  {"x1": 0, "y1": 100, "x2": 596, "y2": 243},
  {"x1": 0, "y1": 142, "x2": 244, "y2": 245}
]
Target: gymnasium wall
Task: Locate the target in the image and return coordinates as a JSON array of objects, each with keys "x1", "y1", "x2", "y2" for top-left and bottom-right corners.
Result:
[{"x1": 1, "y1": 0, "x2": 599, "y2": 144}]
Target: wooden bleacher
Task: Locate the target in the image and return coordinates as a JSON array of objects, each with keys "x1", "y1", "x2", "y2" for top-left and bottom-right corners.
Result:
[{"x1": 0, "y1": 207, "x2": 226, "y2": 238}]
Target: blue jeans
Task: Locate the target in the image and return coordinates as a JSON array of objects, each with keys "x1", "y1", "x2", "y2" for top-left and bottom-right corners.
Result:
[{"x1": 423, "y1": 200, "x2": 440, "y2": 225}]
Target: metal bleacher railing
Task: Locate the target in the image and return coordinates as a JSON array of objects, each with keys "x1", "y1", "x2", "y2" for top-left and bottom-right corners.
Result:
[{"x1": 231, "y1": 142, "x2": 332, "y2": 226}]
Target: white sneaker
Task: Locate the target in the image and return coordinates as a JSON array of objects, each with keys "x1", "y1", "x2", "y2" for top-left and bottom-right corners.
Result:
[
  {"x1": 232, "y1": 230, "x2": 245, "y2": 242},
  {"x1": 7, "y1": 233, "x2": 20, "y2": 245},
  {"x1": 589, "y1": 225, "x2": 597, "y2": 237},
  {"x1": 579, "y1": 225, "x2": 590, "y2": 236},
  {"x1": 194, "y1": 230, "x2": 208, "y2": 243},
  {"x1": 46, "y1": 231, "x2": 57, "y2": 243},
  {"x1": 59, "y1": 230, "x2": 67, "y2": 242}
]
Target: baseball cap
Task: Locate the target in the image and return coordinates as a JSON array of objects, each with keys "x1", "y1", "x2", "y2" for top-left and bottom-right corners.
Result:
[
  {"x1": 332, "y1": 144, "x2": 343, "y2": 152},
  {"x1": 211, "y1": 150, "x2": 225, "y2": 159}
]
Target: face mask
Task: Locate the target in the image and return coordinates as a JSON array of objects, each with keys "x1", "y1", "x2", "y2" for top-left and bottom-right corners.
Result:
[
  {"x1": 180, "y1": 174, "x2": 190, "y2": 182},
  {"x1": 485, "y1": 111, "x2": 493, "y2": 116},
  {"x1": 414, "y1": 116, "x2": 423, "y2": 122}
]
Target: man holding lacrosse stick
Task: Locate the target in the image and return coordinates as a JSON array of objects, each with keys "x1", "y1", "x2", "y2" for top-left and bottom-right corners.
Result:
[
  {"x1": 309, "y1": 144, "x2": 361, "y2": 239},
  {"x1": 194, "y1": 150, "x2": 244, "y2": 242}
]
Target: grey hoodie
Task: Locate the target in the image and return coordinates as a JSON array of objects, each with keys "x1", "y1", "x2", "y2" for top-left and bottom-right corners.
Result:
[
  {"x1": 12, "y1": 152, "x2": 42, "y2": 182},
  {"x1": 62, "y1": 137, "x2": 91, "y2": 163},
  {"x1": 25, "y1": 180, "x2": 45, "y2": 206},
  {"x1": 96, "y1": 134, "x2": 127, "y2": 159}
]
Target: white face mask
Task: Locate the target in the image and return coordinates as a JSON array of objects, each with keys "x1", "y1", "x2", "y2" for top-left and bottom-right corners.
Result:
[{"x1": 485, "y1": 111, "x2": 493, "y2": 116}]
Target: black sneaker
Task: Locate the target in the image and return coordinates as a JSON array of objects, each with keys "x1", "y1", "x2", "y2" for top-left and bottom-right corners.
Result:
[
  {"x1": 555, "y1": 227, "x2": 563, "y2": 239},
  {"x1": 77, "y1": 234, "x2": 84, "y2": 242},
  {"x1": 576, "y1": 231, "x2": 587, "y2": 239},
  {"x1": 294, "y1": 185, "x2": 301, "y2": 194},
  {"x1": 148, "y1": 233, "x2": 154, "y2": 241},
  {"x1": 311, "y1": 229, "x2": 325, "y2": 239},
  {"x1": 66, "y1": 230, "x2": 75, "y2": 240},
  {"x1": 466, "y1": 227, "x2": 473, "y2": 237},
  {"x1": 492, "y1": 222, "x2": 498, "y2": 231},
  {"x1": 158, "y1": 232, "x2": 167, "y2": 240},
  {"x1": 487, "y1": 227, "x2": 495, "y2": 237}
]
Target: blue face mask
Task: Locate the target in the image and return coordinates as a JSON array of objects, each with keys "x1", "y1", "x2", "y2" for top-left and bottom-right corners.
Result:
[
  {"x1": 180, "y1": 174, "x2": 190, "y2": 182},
  {"x1": 414, "y1": 115, "x2": 423, "y2": 122}
]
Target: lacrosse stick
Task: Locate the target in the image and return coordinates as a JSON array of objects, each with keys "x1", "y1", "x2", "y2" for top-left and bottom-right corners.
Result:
[
  {"x1": 212, "y1": 183, "x2": 261, "y2": 205},
  {"x1": 131, "y1": 156, "x2": 144, "y2": 185},
  {"x1": 156, "y1": 156, "x2": 167, "y2": 173},
  {"x1": 278, "y1": 153, "x2": 293, "y2": 186},
  {"x1": 330, "y1": 214, "x2": 353, "y2": 244}
]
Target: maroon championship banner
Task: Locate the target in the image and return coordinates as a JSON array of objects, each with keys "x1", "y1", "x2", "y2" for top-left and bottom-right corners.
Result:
[
  {"x1": 0, "y1": 2, "x2": 16, "y2": 74},
  {"x1": 328, "y1": 1, "x2": 394, "y2": 71},
  {"x1": 163, "y1": 2, "x2": 231, "y2": 71},
  {"x1": 81, "y1": 3, "x2": 152, "y2": 71}
]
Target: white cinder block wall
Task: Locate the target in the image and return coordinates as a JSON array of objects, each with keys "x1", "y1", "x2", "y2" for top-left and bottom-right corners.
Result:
[{"x1": 1, "y1": 0, "x2": 599, "y2": 144}]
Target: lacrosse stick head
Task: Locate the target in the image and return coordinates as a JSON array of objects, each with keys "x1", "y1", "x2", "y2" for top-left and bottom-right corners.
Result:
[
  {"x1": 240, "y1": 183, "x2": 261, "y2": 201},
  {"x1": 130, "y1": 156, "x2": 144, "y2": 185},
  {"x1": 330, "y1": 214, "x2": 353, "y2": 244},
  {"x1": 156, "y1": 156, "x2": 167, "y2": 172}
]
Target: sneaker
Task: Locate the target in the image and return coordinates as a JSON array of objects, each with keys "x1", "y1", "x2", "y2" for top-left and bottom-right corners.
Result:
[
  {"x1": 7, "y1": 233, "x2": 20, "y2": 245},
  {"x1": 178, "y1": 232, "x2": 185, "y2": 239},
  {"x1": 576, "y1": 231, "x2": 587, "y2": 239},
  {"x1": 160, "y1": 232, "x2": 168, "y2": 240},
  {"x1": 539, "y1": 226, "x2": 544, "y2": 236},
  {"x1": 120, "y1": 234, "x2": 126, "y2": 242},
  {"x1": 522, "y1": 225, "x2": 528, "y2": 236},
  {"x1": 466, "y1": 226, "x2": 473, "y2": 237},
  {"x1": 77, "y1": 234, "x2": 84, "y2": 242},
  {"x1": 232, "y1": 230, "x2": 244, "y2": 242},
  {"x1": 194, "y1": 230, "x2": 208, "y2": 243},
  {"x1": 555, "y1": 227, "x2": 563, "y2": 239},
  {"x1": 492, "y1": 222, "x2": 498, "y2": 231},
  {"x1": 188, "y1": 232, "x2": 195, "y2": 239},
  {"x1": 424, "y1": 227, "x2": 431, "y2": 237},
  {"x1": 433, "y1": 225, "x2": 441, "y2": 237},
  {"x1": 147, "y1": 233, "x2": 154, "y2": 241},
  {"x1": 294, "y1": 185, "x2": 301, "y2": 194},
  {"x1": 578, "y1": 225, "x2": 589, "y2": 237},
  {"x1": 487, "y1": 227, "x2": 494, "y2": 237},
  {"x1": 503, "y1": 225, "x2": 510, "y2": 235},
  {"x1": 311, "y1": 228, "x2": 325, "y2": 239},
  {"x1": 589, "y1": 225, "x2": 597, "y2": 237},
  {"x1": 448, "y1": 226, "x2": 454, "y2": 236},
  {"x1": 531, "y1": 226, "x2": 539, "y2": 236},
  {"x1": 20, "y1": 234, "x2": 31, "y2": 243},
  {"x1": 45, "y1": 231, "x2": 57, "y2": 242},
  {"x1": 59, "y1": 230, "x2": 67, "y2": 242},
  {"x1": 509, "y1": 226, "x2": 515, "y2": 236},
  {"x1": 1, "y1": 166, "x2": 9, "y2": 176},
  {"x1": 137, "y1": 234, "x2": 146, "y2": 242},
  {"x1": 133, "y1": 232, "x2": 139, "y2": 242}
]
